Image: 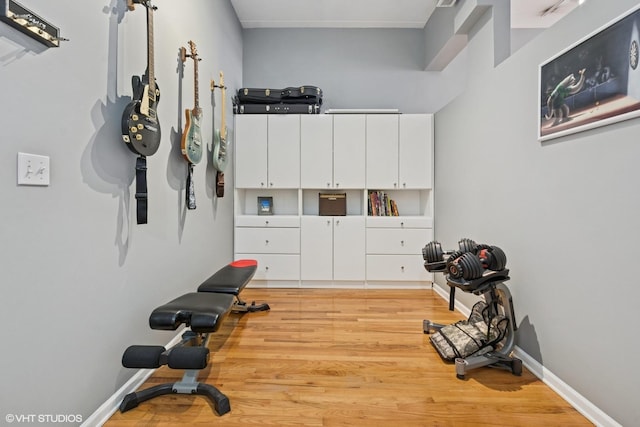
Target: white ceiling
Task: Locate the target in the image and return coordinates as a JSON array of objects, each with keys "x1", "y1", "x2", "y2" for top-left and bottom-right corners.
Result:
[{"x1": 230, "y1": 0, "x2": 582, "y2": 30}]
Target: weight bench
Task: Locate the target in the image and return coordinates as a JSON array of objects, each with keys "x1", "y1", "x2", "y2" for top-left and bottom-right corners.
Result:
[{"x1": 119, "y1": 259, "x2": 268, "y2": 416}]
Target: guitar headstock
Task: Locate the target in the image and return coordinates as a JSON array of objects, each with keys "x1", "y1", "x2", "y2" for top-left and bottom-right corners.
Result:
[
  {"x1": 219, "y1": 71, "x2": 225, "y2": 92},
  {"x1": 188, "y1": 40, "x2": 198, "y2": 61},
  {"x1": 127, "y1": 0, "x2": 157, "y2": 11}
]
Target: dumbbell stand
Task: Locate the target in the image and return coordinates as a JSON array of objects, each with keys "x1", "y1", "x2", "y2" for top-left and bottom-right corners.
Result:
[{"x1": 424, "y1": 280, "x2": 522, "y2": 379}]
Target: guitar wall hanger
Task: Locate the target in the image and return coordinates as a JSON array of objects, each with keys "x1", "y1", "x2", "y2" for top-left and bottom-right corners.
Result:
[{"x1": 0, "y1": 0, "x2": 67, "y2": 47}]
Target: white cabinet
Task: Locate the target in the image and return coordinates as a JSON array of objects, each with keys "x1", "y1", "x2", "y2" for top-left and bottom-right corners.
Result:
[
  {"x1": 365, "y1": 217, "x2": 434, "y2": 283},
  {"x1": 234, "y1": 113, "x2": 434, "y2": 289},
  {"x1": 301, "y1": 216, "x2": 365, "y2": 282},
  {"x1": 366, "y1": 114, "x2": 433, "y2": 189},
  {"x1": 300, "y1": 114, "x2": 365, "y2": 189},
  {"x1": 235, "y1": 115, "x2": 300, "y2": 189}
]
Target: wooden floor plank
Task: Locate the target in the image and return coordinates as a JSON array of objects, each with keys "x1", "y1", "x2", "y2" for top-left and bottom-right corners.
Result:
[{"x1": 105, "y1": 289, "x2": 593, "y2": 426}]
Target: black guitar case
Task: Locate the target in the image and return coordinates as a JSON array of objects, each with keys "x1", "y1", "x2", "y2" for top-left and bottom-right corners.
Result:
[{"x1": 236, "y1": 86, "x2": 322, "y2": 105}]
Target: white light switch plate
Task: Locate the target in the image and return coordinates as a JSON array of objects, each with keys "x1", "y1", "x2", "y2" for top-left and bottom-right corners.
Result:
[{"x1": 17, "y1": 152, "x2": 50, "y2": 186}]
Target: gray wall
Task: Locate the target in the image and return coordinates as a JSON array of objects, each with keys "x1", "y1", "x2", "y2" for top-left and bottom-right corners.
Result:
[
  {"x1": 434, "y1": 1, "x2": 640, "y2": 425},
  {"x1": 242, "y1": 28, "x2": 467, "y2": 113},
  {"x1": 0, "y1": 0, "x2": 241, "y2": 421}
]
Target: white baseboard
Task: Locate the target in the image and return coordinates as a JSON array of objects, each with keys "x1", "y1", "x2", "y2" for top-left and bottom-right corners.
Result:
[
  {"x1": 514, "y1": 348, "x2": 621, "y2": 427},
  {"x1": 431, "y1": 284, "x2": 620, "y2": 427},
  {"x1": 81, "y1": 331, "x2": 185, "y2": 427}
]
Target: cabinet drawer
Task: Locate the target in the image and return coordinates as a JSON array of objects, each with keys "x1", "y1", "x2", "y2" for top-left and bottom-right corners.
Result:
[
  {"x1": 235, "y1": 253, "x2": 300, "y2": 281},
  {"x1": 366, "y1": 228, "x2": 432, "y2": 255},
  {"x1": 366, "y1": 216, "x2": 432, "y2": 228},
  {"x1": 366, "y1": 254, "x2": 431, "y2": 281},
  {"x1": 235, "y1": 228, "x2": 300, "y2": 254},
  {"x1": 235, "y1": 215, "x2": 300, "y2": 228}
]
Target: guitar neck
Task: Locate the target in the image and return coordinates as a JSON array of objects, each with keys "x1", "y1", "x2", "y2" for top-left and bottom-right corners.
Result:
[
  {"x1": 146, "y1": 2, "x2": 155, "y2": 91},
  {"x1": 193, "y1": 54, "x2": 199, "y2": 111},
  {"x1": 220, "y1": 73, "x2": 226, "y2": 139}
]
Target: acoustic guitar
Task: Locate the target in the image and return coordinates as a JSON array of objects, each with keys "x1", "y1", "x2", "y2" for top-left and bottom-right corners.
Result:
[
  {"x1": 212, "y1": 72, "x2": 228, "y2": 197},
  {"x1": 121, "y1": 0, "x2": 161, "y2": 157},
  {"x1": 180, "y1": 40, "x2": 203, "y2": 165}
]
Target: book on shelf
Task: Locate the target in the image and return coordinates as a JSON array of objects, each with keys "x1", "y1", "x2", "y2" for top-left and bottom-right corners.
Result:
[{"x1": 368, "y1": 191, "x2": 399, "y2": 216}]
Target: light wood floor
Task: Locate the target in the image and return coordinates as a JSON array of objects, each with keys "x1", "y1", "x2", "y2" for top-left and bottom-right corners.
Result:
[{"x1": 105, "y1": 289, "x2": 592, "y2": 426}]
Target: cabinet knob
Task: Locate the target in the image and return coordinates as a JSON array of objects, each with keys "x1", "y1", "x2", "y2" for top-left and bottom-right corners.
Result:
[
  {"x1": 336, "y1": 220, "x2": 340, "y2": 226},
  {"x1": 327, "y1": 182, "x2": 331, "y2": 187},
  {"x1": 327, "y1": 220, "x2": 331, "y2": 225},
  {"x1": 400, "y1": 240, "x2": 405, "y2": 246},
  {"x1": 336, "y1": 183, "x2": 339, "y2": 187},
  {"x1": 260, "y1": 182, "x2": 265, "y2": 187},
  {"x1": 265, "y1": 220, "x2": 269, "y2": 225},
  {"x1": 401, "y1": 266, "x2": 405, "y2": 272},
  {"x1": 400, "y1": 222, "x2": 404, "y2": 227},
  {"x1": 394, "y1": 183, "x2": 397, "y2": 188},
  {"x1": 265, "y1": 240, "x2": 269, "y2": 245},
  {"x1": 265, "y1": 266, "x2": 269, "y2": 271},
  {"x1": 270, "y1": 182, "x2": 273, "y2": 187},
  {"x1": 403, "y1": 183, "x2": 406, "y2": 188}
]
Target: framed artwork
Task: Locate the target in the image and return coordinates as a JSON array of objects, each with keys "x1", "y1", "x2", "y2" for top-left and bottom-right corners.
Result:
[
  {"x1": 538, "y1": 4, "x2": 640, "y2": 141},
  {"x1": 257, "y1": 196, "x2": 273, "y2": 215}
]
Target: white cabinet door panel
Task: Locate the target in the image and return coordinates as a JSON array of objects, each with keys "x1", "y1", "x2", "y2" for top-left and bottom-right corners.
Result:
[
  {"x1": 235, "y1": 228, "x2": 300, "y2": 254},
  {"x1": 399, "y1": 114, "x2": 433, "y2": 189},
  {"x1": 300, "y1": 216, "x2": 333, "y2": 280},
  {"x1": 235, "y1": 115, "x2": 267, "y2": 188},
  {"x1": 334, "y1": 115, "x2": 366, "y2": 189},
  {"x1": 366, "y1": 254, "x2": 430, "y2": 281},
  {"x1": 366, "y1": 228, "x2": 432, "y2": 255},
  {"x1": 333, "y1": 216, "x2": 366, "y2": 281},
  {"x1": 366, "y1": 114, "x2": 399, "y2": 189},
  {"x1": 301, "y1": 115, "x2": 333, "y2": 188},
  {"x1": 268, "y1": 115, "x2": 300, "y2": 188},
  {"x1": 235, "y1": 254, "x2": 300, "y2": 280}
]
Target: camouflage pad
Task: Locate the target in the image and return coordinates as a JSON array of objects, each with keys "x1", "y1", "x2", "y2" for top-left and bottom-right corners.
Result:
[{"x1": 430, "y1": 301, "x2": 509, "y2": 360}]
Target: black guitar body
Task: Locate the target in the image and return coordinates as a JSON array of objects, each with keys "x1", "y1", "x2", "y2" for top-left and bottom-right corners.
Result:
[{"x1": 121, "y1": 74, "x2": 161, "y2": 157}]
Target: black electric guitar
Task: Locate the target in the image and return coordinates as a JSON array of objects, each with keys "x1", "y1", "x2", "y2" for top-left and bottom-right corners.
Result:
[
  {"x1": 121, "y1": 0, "x2": 161, "y2": 157},
  {"x1": 212, "y1": 72, "x2": 228, "y2": 197}
]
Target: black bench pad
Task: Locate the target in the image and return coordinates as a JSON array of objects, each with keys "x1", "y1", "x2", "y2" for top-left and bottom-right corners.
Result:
[
  {"x1": 197, "y1": 259, "x2": 257, "y2": 295},
  {"x1": 149, "y1": 292, "x2": 235, "y2": 333}
]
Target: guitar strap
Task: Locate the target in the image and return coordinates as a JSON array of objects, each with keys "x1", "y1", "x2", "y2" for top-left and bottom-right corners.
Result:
[
  {"x1": 135, "y1": 156, "x2": 148, "y2": 224},
  {"x1": 216, "y1": 171, "x2": 224, "y2": 198},
  {"x1": 186, "y1": 163, "x2": 196, "y2": 209}
]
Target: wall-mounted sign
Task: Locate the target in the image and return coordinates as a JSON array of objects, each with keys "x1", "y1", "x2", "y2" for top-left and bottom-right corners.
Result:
[{"x1": 0, "y1": 0, "x2": 65, "y2": 47}]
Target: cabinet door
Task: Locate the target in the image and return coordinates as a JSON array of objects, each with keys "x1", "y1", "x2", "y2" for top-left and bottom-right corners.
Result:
[
  {"x1": 235, "y1": 115, "x2": 268, "y2": 188},
  {"x1": 300, "y1": 115, "x2": 333, "y2": 188},
  {"x1": 399, "y1": 114, "x2": 433, "y2": 189},
  {"x1": 366, "y1": 114, "x2": 399, "y2": 189},
  {"x1": 268, "y1": 115, "x2": 300, "y2": 188},
  {"x1": 334, "y1": 115, "x2": 365, "y2": 189},
  {"x1": 300, "y1": 216, "x2": 333, "y2": 280},
  {"x1": 333, "y1": 216, "x2": 365, "y2": 281}
]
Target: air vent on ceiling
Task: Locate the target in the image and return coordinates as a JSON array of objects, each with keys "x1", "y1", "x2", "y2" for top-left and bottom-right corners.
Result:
[{"x1": 436, "y1": 0, "x2": 457, "y2": 7}]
